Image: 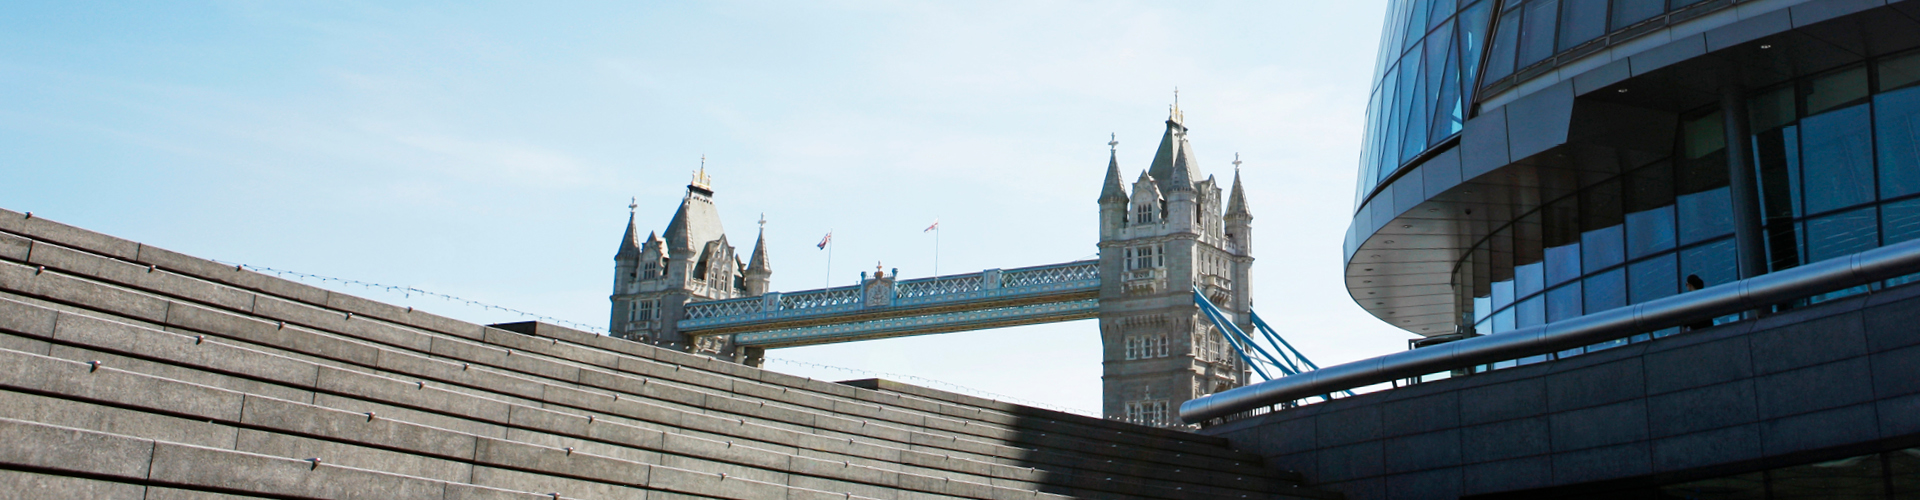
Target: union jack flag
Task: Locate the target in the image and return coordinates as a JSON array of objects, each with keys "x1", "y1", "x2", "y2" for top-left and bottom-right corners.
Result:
[
  {"x1": 817, "y1": 231, "x2": 832, "y2": 249},
  {"x1": 924, "y1": 219, "x2": 939, "y2": 232}
]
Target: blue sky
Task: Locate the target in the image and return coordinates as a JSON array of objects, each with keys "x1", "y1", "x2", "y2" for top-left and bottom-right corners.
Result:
[{"x1": 1, "y1": 1, "x2": 1401, "y2": 414}]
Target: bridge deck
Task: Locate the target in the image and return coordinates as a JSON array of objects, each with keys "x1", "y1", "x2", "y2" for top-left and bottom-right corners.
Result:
[{"x1": 678, "y1": 260, "x2": 1099, "y2": 348}]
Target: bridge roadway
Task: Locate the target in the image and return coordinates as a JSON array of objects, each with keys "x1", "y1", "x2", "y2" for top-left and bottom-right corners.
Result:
[{"x1": 678, "y1": 260, "x2": 1099, "y2": 348}]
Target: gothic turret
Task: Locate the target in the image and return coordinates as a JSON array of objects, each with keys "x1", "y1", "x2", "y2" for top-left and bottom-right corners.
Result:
[
  {"x1": 1226, "y1": 164, "x2": 1253, "y2": 254},
  {"x1": 744, "y1": 221, "x2": 772, "y2": 297},
  {"x1": 1099, "y1": 136, "x2": 1130, "y2": 241},
  {"x1": 610, "y1": 162, "x2": 766, "y2": 363}
]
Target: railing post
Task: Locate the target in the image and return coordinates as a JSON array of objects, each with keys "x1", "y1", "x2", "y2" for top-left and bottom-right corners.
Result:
[
  {"x1": 982, "y1": 269, "x2": 1002, "y2": 290},
  {"x1": 762, "y1": 292, "x2": 781, "y2": 313}
]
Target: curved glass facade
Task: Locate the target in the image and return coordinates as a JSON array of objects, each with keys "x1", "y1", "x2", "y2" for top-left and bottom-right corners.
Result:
[
  {"x1": 1457, "y1": 51, "x2": 1920, "y2": 362},
  {"x1": 1356, "y1": 0, "x2": 1767, "y2": 209},
  {"x1": 1355, "y1": 0, "x2": 1494, "y2": 207}
]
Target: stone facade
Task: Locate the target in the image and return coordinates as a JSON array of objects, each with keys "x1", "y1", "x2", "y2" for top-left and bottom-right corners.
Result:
[
  {"x1": 609, "y1": 167, "x2": 771, "y2": 364},
  {"x1": 1098, "y1": 107, "x2": 1255, "y2": 427}
]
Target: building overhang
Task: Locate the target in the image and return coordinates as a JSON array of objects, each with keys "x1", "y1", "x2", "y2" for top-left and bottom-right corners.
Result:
[{"x1": 1344, "y1": 0, "x2": 1920, "y2": 336}]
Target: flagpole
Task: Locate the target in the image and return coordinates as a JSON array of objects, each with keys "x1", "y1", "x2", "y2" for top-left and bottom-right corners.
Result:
[
  {"x1": 934, "y1": 221, "x2": 941, "y2": 277},
  {"x1": 826, "y1": 230, "x2": 833, "y2": 288}
]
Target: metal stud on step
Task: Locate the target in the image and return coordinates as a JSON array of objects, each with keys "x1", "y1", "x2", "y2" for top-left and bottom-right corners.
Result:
[
  {"x1": 34, "y1": 266, "x2": 44, "y2": 275},
  {"x1": 194, "y1": 335, "x2": 204, "y2": 345},
  {"x1": 365, "y1": 412, "x2": 376, "y2": 422},
  {"x1": 307, "y1": 457, "x2": 321, "y2": 470},
  {"x1": 564, "y1": 447, "x2": 573, "y2": 455},
  {"x1": 87, "y1": 360, "x2": 101, "y2": 372},
  {"x1": 22, "y1": 212, "x2": 30, "y2": 219}
]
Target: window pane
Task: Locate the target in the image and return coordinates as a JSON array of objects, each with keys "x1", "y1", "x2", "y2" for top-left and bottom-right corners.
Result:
[
  {"x1": 1405, "y1": 0, "x2": 1433, "y2": 53},
  {"x1": 1583, "y1": 224, "x2": 1626, "y2": 270},
  {"x1": 1493, "y1": 278, "x2": 1516, "y2": 309},
  {"x1": 1429, "y1": 25, "x2": 1465, "y2": 143},
  {"x1": 1474, "y1": 293, "x2": 1494, "y2": 322},
  {"x1": 1753, "y1": 124, "x2": 1802, "y2": 221},
  {"x1": 1516, "y1": 261, "x2": 1545, "y2": 297},
  {"x1": 1610, "y1": 0, "x2": 1663, "y2": 30},
  {"x1": 1546, "y1": 242, "x2": 1582, "y2": 285},
  {"x1": 1492, "y1": 307, "x2": 1516, "y2": 333},
  {"x1": 1401, "y1": 39, "x2": 1434, "y2": 162},
  {"x1": 1749, "y1": 85, "x2": 1796, "y2": 133},
  {"x1": 1585, "y1": 267, "x2": 1627, "y2": 313},
  {"x1": 1681, "y1": 238, "x2": 1738, "y2": 292},
  {"x1": 1682, "y1": 111, "x2": 1727, "y2": 160},
  {"x1": 1885, "y1": 198, "x2": 1920, "y2": 286},
  {"x1": 1677, "y1": 187, "x2": 1734, "y2": 245},
  {"x1": 1881, "y1": 50, "x2": 1920, "y2": 92},
  {"x1": 1558, "y1": 0, "x2": 1607, "y2": 51},
  {"x1": 1428, "y1": 0, "x2": 1456, "y2": 30},
  {"x1": 1627, "y1": 206, "x2": 1677, "y2": 259},
  {"x1": 1806, "y1": 207, "x2": 1879, "y2": 263},
  {"x1": 1547, "y1": 282, "x2": 1582, "y2": 321},
  {"x1": 1807, "y1": 67, "x2": 1868, "y2": 115},
  {"x1": 1517, "y1": 295, "x2": 1546, "y2": 327},
  {"x1": 1517, "y1": 0, "x2": 1559, "y2": 67},
  {"x1": 1766, "y1": 219, "x2": 1805, "y2": 273},
  {"x1": 1670, "y1": 0, "x2": 1710, "y2": 8},
  {"x1": 1630, "y1": 253, "x2": 1679, "y2": 304},
  {"x1": 1484, "y1": 8, "x2": 1522, "y2": 82},
  {"x1": 1876, "y1": 85, "x2": 1920, "y2": 199},
  {"x1": 1458, "y1": 1, "x2": 1494, "y2": 92},
  {"x1": 1800, "y1": 104, "x2": 1876, "y2": 214}
]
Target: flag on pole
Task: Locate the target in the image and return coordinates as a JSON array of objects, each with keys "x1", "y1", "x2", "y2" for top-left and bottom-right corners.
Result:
[
  {"x1": 817, "y1": 231, "x2": 832, "y2": 249},
  {"x1": 924, "y1": 219, "x2": 940, "y2": 232}
]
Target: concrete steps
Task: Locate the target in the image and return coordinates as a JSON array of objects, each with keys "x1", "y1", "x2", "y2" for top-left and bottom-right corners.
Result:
[{"x1": 0, "y1": 208, "x2": 1338, "y2": 500}]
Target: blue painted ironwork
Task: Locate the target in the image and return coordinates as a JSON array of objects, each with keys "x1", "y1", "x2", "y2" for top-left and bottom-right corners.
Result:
[
  {"x1": 1191, "y1": 287, "x2": 1349, "y2": 399},
  {"x1": 678, "y1": 260, "x2": 1099, "y2": 342},
  {"x1": 734, "y1": 298, "x2": 1099, "y2": 347}
]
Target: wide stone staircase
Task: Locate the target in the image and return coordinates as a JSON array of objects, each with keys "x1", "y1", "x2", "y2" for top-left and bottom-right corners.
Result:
[{"x1": 0, "y1": 208, "x2": 1336, "y2": 499}]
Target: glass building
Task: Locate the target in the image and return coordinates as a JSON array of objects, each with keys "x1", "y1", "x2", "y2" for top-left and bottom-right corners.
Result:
[{"x1": 1343, "y1": 0, "x2": 1920, "y2": 495}]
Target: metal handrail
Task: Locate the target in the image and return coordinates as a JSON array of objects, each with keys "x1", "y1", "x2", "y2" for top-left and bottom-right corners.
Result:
[{"x1": 1181, "y1": 237, "x2": 1920, "y2": 423}]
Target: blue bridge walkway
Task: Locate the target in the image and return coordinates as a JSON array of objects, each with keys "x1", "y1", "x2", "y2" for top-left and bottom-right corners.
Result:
[{"x1": 678, "y1": 260, "x2": 1099, "y2": 348}]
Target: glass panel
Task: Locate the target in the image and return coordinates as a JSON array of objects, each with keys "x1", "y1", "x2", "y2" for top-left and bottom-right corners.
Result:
[
  {"x1": 1457, "y1": 1, "x2": 1493, "y2": 92},
  {"x1": 1517, "y1": 295, "x2": 1545, "y2": 327},
  {"x1": 1767, "y1": 220, "x2": 1805, "y2": 273},
  {"x1": 1754, "y1": 123, "x2": 1803, "y2": 221},
  {"x1": 1630, "y1": 253, "x2": 1679, "y2": 304},
  {"x1": 1400, "y1": 40, "x2": 1433, "y2": 163},
  {"x1": 1492, "y1": 307, "x2": 1515, "y2": 333},
  {"x1": 1546, "y1": 242, "x2": 1581, "y2": 285},
  {"x1": 1610, "y1": 0, "x2": 1663, "y2": 30},
  {"x1": 1516, "y1": 261, "x2": 1545, "y2": 297},
  {"x1": 1558, "y1": 0, "x2": 1607, "y2": 51},
  {"x1": 1474, "y1": 293, "x2": 1494, "y2": 322},
  {"x1": 1677, "y1": 187, "x2": 1734, "y2": 245},
  {"x1": 1377, "y1": 0, "x2": 1411, "y2": 78},
  {"x1": 1670, "y1": 0, "x2": 1711, "y2": 8},
  {"x1": 1429, "y1": 25, "x2": 1465, "y2": 144},
  {"x1": 1517, "y1": 0, "x2": 1559, "y2": 67},
  {"x1": 1660, "y1": 472, "x2": 1768, "y2": 499},
  {"x1": 1583, "y1": 224, "x2": 1626, "y2": 271},
  {"x1": 1483, "y1": 7, "x2": 1522, "y2": 82},
  {"x1": 1806, "y1": 206, "x2": 1879, "y2": 263},
  {"x1": 1887, "y1": 198, "x2": 1920, "y2": 245},
  {"x1": 1800, "y1": 104, "x2": 1876, "y2": 214},
  {"x1": 1627, "y1": 206, "x2": 1677, "y2": 259},
  {"x1": 1883, "y1": 50, "x2": 1920, "y2": 92},
  {"x1": 1806, "y1": 67, "x2": 1869, "y2": 115},
  {"x1": 1405, "y1": 0, "x2": 1434, "y2": 53},
  {"x1": 1750, "y1": 85, "x2": 1797, "y2": 132},
  {"x1": 1891, "y1": 447, "x2": 1920, "y2": 498},
  {"x1": 1683, "y1": 111, "x2": 1727, "y2": 159},
  {"x1": 1877, "y1": 85, "x2": 1920, "y2": 199},
  {"x1": 1547, "y1": 282, "x2": 1582, "y2": 321},
  {"x1": 1585, "y1": 267, "x2": 1627, "y2": 313},
  {"x1": 1681, "y1": 238, "x2": 1738, "y2": 293},
  {"x1": 1493, "y1": 278, "x2": 1516, "y2": 309},
  {"x1": 1428, "y1": 0, "x2": 1456, "y2": 31}
]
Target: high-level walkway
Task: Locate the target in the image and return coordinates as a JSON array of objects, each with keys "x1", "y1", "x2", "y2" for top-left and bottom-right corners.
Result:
[
  {"x1": 0, "y1": 208, "x2": 1335, "y2": 499},
  {"x1": 679, "y1": 261, "x2": 1098, "y2": 348}
]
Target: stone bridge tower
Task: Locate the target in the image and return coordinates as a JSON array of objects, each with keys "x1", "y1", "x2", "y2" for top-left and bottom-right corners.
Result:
[
  {"x1": 610, "y1": 166, "x2": 771, "y2": 364},
  {"x1": 1097, "y1": 106, "x2": 1254, "y2": 427}
]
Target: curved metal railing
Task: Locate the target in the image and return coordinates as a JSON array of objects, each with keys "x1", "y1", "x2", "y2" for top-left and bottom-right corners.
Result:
[{"x1": 1181, "y1": 237, "x2": 1920, "y2": 423}]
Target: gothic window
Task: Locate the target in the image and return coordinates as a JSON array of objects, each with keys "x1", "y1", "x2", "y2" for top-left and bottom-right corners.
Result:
[
  {"x1": 1124, "y1": 335, "x2": 1170, "y2": 360},
  {"x1": 1125, "y1": 400, "x2": 1170, "y2": 426},
  {"x1": 643, "y1": 260, "x2": 662, "y2": 279},
  {"x1": 1156, "y1": 335, "x2": 1169, "y2": 357},
  {"x1": 1134, "y1": 203, "x2": 1156, "y2": 224},
  {"x1": 632, "y1": 299, "x2": 657, "y2": 322},
  {"x1": 1128, "y1": 244, "x2": 1163, "y2": 270},
  {"x1": 1124, "y1": 337, "x2": 1139, "y2": 360}
]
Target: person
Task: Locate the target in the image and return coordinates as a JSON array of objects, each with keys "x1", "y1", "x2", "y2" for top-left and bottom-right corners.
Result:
[{"x1": 1684, "y1": 274, "x2": 1714, "y2": 331}]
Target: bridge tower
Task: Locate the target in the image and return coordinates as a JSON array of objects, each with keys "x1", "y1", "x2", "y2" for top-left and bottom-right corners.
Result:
[
  {"x1": 610, "y1": 166, "x2": 771, "y2": 364},
  {"x1": 1097, "y1": 106, "x2": 1253, "y2": 427}
]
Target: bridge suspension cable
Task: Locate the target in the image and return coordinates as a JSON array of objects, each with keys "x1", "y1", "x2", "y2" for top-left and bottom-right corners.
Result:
[{"x1": 1191, "y1": 287, "x2": 1352, "y2": 401}]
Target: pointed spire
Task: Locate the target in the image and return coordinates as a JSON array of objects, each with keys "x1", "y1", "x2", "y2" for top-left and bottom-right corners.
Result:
[
  {"x1": 747, "y1": 214, "x2": 771, "y2": 274},
  {"x1": 1167, "y1": 135, "x2": 1198, "y2": 193},
  {"x1": 1227, "y1": 155, "x2": 1252, "y2": 219},
  {"x1": 616, "y1": 208, "x2": 643, "y2": 258},
  {"x1": 1099, "y1": 133, "x2": 1128, "y2": 204}
]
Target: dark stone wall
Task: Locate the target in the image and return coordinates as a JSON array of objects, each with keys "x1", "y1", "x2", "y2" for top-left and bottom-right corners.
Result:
[{"x1": 1202, "y1": 282, "x2": 1920, "y2": 499}]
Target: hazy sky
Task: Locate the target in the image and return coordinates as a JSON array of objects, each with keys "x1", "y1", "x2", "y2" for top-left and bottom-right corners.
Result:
[{"x1": 1, "y1": 1, "x2": 1401, "y2": 414}]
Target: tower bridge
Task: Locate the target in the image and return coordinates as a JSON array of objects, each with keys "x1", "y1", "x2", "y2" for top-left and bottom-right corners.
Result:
[{"x1": 611, "y1": 104, "x2": 1266, "y2": 426}]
